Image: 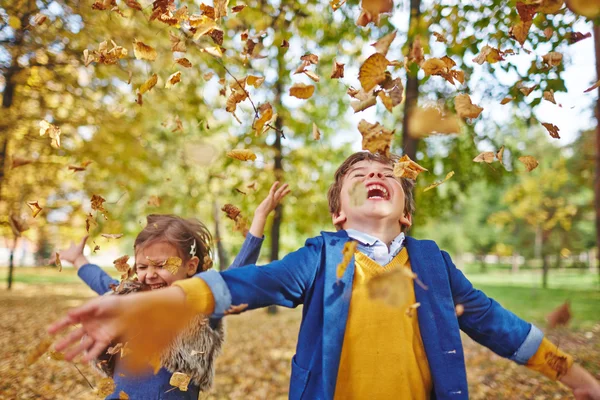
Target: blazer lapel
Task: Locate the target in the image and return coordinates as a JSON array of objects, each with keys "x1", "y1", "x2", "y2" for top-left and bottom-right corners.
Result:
[{"x1": 321, "y1": 231, "x2": 355, "y2": 400}]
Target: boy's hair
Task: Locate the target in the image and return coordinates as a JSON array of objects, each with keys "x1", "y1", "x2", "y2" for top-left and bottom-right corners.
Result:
[
  {"x1": 327, "y1": 152, "x2": 416, "y2": 232},
  {"x1": 134, "y1": 215, "x2": 212, "y2": 271}
]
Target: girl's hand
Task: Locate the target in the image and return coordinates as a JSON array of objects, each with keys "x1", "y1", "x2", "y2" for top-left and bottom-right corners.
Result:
[
  {"x1": 58, "y1": 236, "x2": 89, "y2": 269},
  {"x1": 249, "y1": 182, "x2": 291, "y2": 238}
]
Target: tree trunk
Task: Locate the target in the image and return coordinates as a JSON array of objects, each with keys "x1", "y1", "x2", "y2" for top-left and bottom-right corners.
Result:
[
  {"x1": 594, "y1": 24, "x2": 600, "y2": 286},
  {"x1": 400, "y1": 0, "x2": 421, "y2": 161},
  {"x1": 213, "y1": 200, "x2": 230, "y2": 271},
  {"x1": 0, "y1": 70, "x2": 16, "y2": 202},
  {"x1": 542, "y1": 254, "x2": 549, "y2": 289},
  {"x1": 479, "y1": 255, "x2": 487, "y2": 273},
  {"x1": 511, "y1": 252, "x2": 520, "y2": 273},
  {"x1": 7, "y1": 238, "x2": 17, "y2": 290}
]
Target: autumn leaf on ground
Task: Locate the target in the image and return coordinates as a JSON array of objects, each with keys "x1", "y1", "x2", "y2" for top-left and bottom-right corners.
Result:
[
  {"x1": 253, "y1": 103, "x2": 274, "y2": 135},
  {"x1": 393, "y1": 155, "x2": 428, "y2": 180},
  {"x1": 357, "y1": 119, "x2": 394, "y2": 157},
  {"x1": 331, "y1": 60, "x2": 345, "y2": 79},
  {"x1": 407, "y1": 106, "x2": 461, "y2": 138},
  {"x1": 133, "y1": 40, "x2": 157, "y2": 61},
  {"x1": 97, "y1": 378, "x2": 116, "y2": 398},
  {"x1": 423, "y1": 171, "x2": 455, "y2": 192},
  {"x1": 139, "y1": 73, "x2": 158, "y2": 95},
  {"x1": 542, "y1": 122, "x2": 560, "y2": 139},
  {"x1": 336, "y1": 241, "x2": 357, "y2": 279},
  {"x1": 371, "y1": 30, "x2": 396, "y2": 56},
  {"x1": 55, "y1": 253, "x2": 62, "y2": 272},
  {"x1": 547, "y1": 301, "x2": 571, "y2": 329},
  {"x1": 164, "y1": 257, "x2": 182, "y2": 275},
  {"x1": 566, "y1": 0, "x2": 600, "y2": 18},
  {"x1": 367, "y1": 267, "x2": 416, "y2": 308},
  {"x1": 356, "y1": 0, "x2": 393, "y2": 26},
  {"x1": 473, "y1": 152, "x2": 496, "y2": 164},
  {"x1": 455, "y1": 94, "x2": 483, "y2": 119},
  {"x1": 584, "y1": 80, "x2": 600, "y2": 93},
  {"x1": 349, "y1": 181, "x2": 368, "y2": 207},
  {"x1": 472, "y1": 45, "x2": 505, "y2": 65},
  {"x1": 358, "y1": 53, "x2": 389, "y2": 91},
  {"x1": 26, "y1": 337, "x2": 52, "y2": 365},
  {"x1": 312, "y1": 122, "x2": 321, "y2": 140},
  {"x1": 227, "y1": 149, "x2": 256, "y2": 162},
  {"x1": 101, "y1": 233, "x2": 124, "y2": 239},
  {"x1": 68, "y1": 161, "x2": 92, "y2": 172},
  {"x1": 224, "y1": 303, "x2": 249, "y2": 315},
  {"x1": 39, "y1": 120, "x2": 61, "y2": 147},
  {"x1": 518, "y1": 155, "x2": 539, "y2": 172},
  {"x1": 289, "y1": 83, "x2": 315, "y2": 99},
  {"x1": 542, "y1": 51, "x2": 563, "y2": 68},
  {"x1": 26, "y1": 201, "x2": 43, "y2": 218},
  {"x1": 113, "y1": 255, "x2": 130, "y2": 273}
]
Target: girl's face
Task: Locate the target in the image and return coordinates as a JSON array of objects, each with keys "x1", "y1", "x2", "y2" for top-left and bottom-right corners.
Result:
[{"x1": 134, "y1": 241, "x2": 199, "y2": 290}]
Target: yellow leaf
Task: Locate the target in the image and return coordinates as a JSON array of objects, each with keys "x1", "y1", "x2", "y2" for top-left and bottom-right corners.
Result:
[
  {"x1": 165, "y1": 71, "x2": 181, "y2": 88},
  {"x1": 407, "y1": 106, "x2": 461, "y2": 139},
  {"x1": 289, "y1": 83, "x2": 315, "y2": 99},
  {"x1": 356, "y1": 0, "x2": 393, "y2": 26},
  {"x1": 358, "y1": 53, "x2": 389, "y2": 91},
  {"x1": 253, "y1": 103, "x2": 273, "y2": 135},
  {"x1": 200, "y1": 46, "x2": 222, "y2": 58},
  {"x1": 139, "y1": 73, "x2": 158, "y2": 94},
  {"x1": 39, "y1": 120, "x2": 61, "y2": 147},
  {"x1": 330, "y1": 0, "x2": 346, "y2": 11},
  {"x1": 357, "y1": 119, "x2": 394, "y2": 157},
  {"x1": 509, "y1": 20, "x2": 532, "y2": 46},
  {"x1": 247, "y1": 75, "x2": 265, "y2": 88},
  {"x1": 393, "y1": 155, "x2": 428, "y2": 180},
  {"x1": 164, "y1": 256, "x2": 182, "y2": 275},
  {"x1": 454, "y1": 94, "x2": 483, "y2": 119},
  {"x1": 336, "y1": 241, "x2": 357, "y2": 279},
  {"x1": 133, "y1": 40, "x2": 157, "y2": 61},
  {"x1": 55, "y1": 252, "x2": 62, "y2": 272},
  {"x1": 421, "y1": 58, "x2": 447, "y2": 75},
  {"x1": 190, "y1": 15, "x2": 218, "y2": 39},
  {"x1": 26, "y1": 201, "x2": 43, "y2": 218},
  {"x1": 371, "y1": 30, "x2": 396, "y2": 56},
  {"x1": 214, "y1": 0, "x2": 229, "y2": 19},
  {"x1": 496, "y1": 146, "x2": 505, "y2": 164},
  {"x1": 423, "y1": 171, "x2": 455, "y2": 192},
  {"x1": 8, "y1": 16, "x2": 22, "y2": 29},
  {"x1": 473, "y1": 152, "x2": 495, "y2": 163},
  {"x1": 472, "y1": 45, "x2": 504, "y2": 65},
  {"x1": 539, "y1": 0, "x2": 564, "y2": 14},
  {"x1": 303, "y1": 70, "x2": 320, "y2": 83},
  {"x1": 97, "y1": 378, "x2": 116, "y2": 398},
  {"x1": 147, "y1": 195, "x2": 161, "y2": 206},
  {"x1": 113, "y1": 255, "x2": 130, "y2": 273},
  {"x1": 119, "y1": 391, "x2": 130, "y2": 400},
  {"x1": 567, "y1": 0, "x2": 600, "y2": 18},
  {"x1": 227, "y1": 149, "x2": 257, "y2": 162},
  {"x1": 518, "y1": 155, "x2": 539, "y2": 172},
  {"x1": 26, "y1": 337, "x2": 52, "y2": 366}
]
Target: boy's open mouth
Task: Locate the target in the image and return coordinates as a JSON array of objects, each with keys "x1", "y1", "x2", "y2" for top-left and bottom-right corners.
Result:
[{"x1": 365, "y1": 183, "x2": 390, "y2": 200}]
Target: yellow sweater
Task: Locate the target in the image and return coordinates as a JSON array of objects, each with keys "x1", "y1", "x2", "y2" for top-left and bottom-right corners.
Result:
[{"x1": 334, "y1": 249, "x2": 432, "y2": 400}]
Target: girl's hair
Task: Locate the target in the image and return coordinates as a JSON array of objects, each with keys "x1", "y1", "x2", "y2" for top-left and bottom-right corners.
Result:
[{"x1": 134, "y1": 215, "x2": 212, "y2": 270}]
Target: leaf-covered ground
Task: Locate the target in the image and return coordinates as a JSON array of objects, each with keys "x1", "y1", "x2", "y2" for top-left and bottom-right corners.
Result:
[{"x1": 1, "y1": 283, "x2": 598, "y2": 399}]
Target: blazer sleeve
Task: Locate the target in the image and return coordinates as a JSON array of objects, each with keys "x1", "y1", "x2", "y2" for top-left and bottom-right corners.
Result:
[
  {"x1": 77, "y1": 264, "x2": 119, "y2": 295},
  {"x1": 228, "y1": 232, "x2": 264, "y2": 269},
  {"x1": 441, "y1": 251, "x2": 544, "y2": 364},
  {"x1": 194, "y1": 236, "x2": 323, "y2": 317}
]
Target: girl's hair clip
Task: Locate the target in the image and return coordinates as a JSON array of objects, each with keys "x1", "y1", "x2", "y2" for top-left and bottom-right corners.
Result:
[{"x1": 189, "y1": 239, "x2": 197, "y2": 258}]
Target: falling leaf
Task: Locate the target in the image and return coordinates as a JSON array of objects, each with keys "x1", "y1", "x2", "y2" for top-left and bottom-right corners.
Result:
[
  {"x1": 86, "y1": 213, "x2": 97, "y2": 233},
  {"x1": 125, "y1": 0, "x2": 142, "y2": 10},
  {"x1": 584, "y1": 80, "x2": 600, "y2": 93},
  {"x1": 221, "y1": 204, "x2": 241, "y2": 220},
  {"x1": 350, "y1": 94, "x2": 377, "y2": 113},
  {"x1": 393, "y1": 155, "x2": 428, "y2": 180},
  {"x1": 9, "y1": 214, "x2": 29, "y2": 237},
  {"x1": 253, "y1": 103, "x2": 274, "y2": 135},
  {"x1": 408, "y1": 106, "x2": 461, "y2": 138},
  {"x1": 165, "y1": 71, "x2": 182, "y2": 88},
  {"x1": 421, "y1": 57, "x2": 463, "y2": 85},
  {"x1": 133, "y1": 40, "x2": 157, "y2": 61},
  {"x1": 224, "y1": 303, "x2": 249, "y2": 315},
  {"x1": 566, "y1": 0, "x2": 600, "y2": 18},
  {"x1": 203, "y1": 72, "x2": 214, "y2": 81},
  {"x1": 169, "y1": 32, "x2": 187, "y2": 53},
  {"x1": 358, "y1": 53, "x2": 389, "y2": 91},
  {"x1": 423, "y1": 171, "x2": 455, "y2": 192},
  {"x1": 175, "y1": 58, "x2": 192, "y2": 68},
  {"x1": 147, "y1": 195, "x2": 161, "y2": 207},
  {"x1": 500, "y1": 97, "x2": 513, "y2": 105},
  {"x1": 357, "y1": 119, "x2": 394, "y2": 157},
  {"x1": 336, "y1": 241, "x2": 357, "y2": 279},
  {"x1": 247, "y1": 75, "x2": 265, "y2": 88},
  {"x1": 518, "y1": 82, "x2": 537, "y2": 96},
  {"x1": 26, "y1": 337, "x2": 52, "y2": 365},
  {"x1": 68, "y1": 161, "x2": 93, "y2": 172},
  {"x1": 97, "y1": 378, "x2": 116, "y2": 398},
  {"x1": 312, "y1": 122, "x2": 321, "y2": 140},
  {"x1": 232, "y1": 4, "x2": 246, "y2": 12},
  {"x1": 509, "y1": 20, "x2": 532, "y2": 46},
  {"x1": 26, "y1": 201, "x2": 43, "y2": 218},
  {"x1": 139, "y1": 74, "x2": 158, "y2": 95},
  {"x1": 433, "y1": 32, "x2": 447, "y2": 43},
  {"x1": 330, "y1": 0, "x2": 346, "y2": 10},
  {"x1": 55, "y1": 253, "x2": 62, "y2": 272},
  {"x1": 200, "y1": 46, "x2": 223, "y2": 58},
  {"x1": 542, "y1": 51, "x2": 563, "y2": 67},
  {"x1": 349, "y1": 181, "x2": 368, "y2": 207},
  {"x1": 227, "y1": 149, "x2": 257, "y2": 162},
  {"x1": 303, "y1": 70, "x2": 320, "y2": 83},
  {"x1": 473, "y1": 152, "x2": 495, "y2": 164},
  {"x1": 113, "y1": 255, "x2": 130, "y2": 273},
  {"x1": 518, "y1": 155, "x2": 539, "y2": 172},
  {"x1": 543, "y1": 90, "x2": 556, "y2": 104},
  {"x1": 164, "y1": 257, "x2": 182, "y2": 275},
  {"x1": 331, "y1": 60, "x2": 345, "y2": 79},
  {"x1": 289, "y1": 83, "x2": 315, "y2": 99},
  {"x1": 371, "y1": 30, "x2": 396, "y2": 56},
  {"x1": 472, "y1": 45, "x2": 505, "y2": 65},
  {"x1": 367, "y1": 267, "x2": 416, "y2": 307},
  {"x1": 455, "y1": 94, "x2": 483, "y2": 119},
  {"x1": 91, "y1": 194, "x2": 106, "y2": 212},
  {"x1": 101, "y1": 233, "x2": 124, "y2": 239},
  {"x1": 118, "y1": 391, "x2": 130, "y2": 400},
  {"x1": 543, "y1": 27, "x2": 554, "y2": 39},
  {"x1": 356, "y1": 0, "x2": 393, "y2": 26},
  {"x1": 568, "y1": 31, "x2": 592, "y2": 44},
  {"x1": 496, "y1": 146, "x2": 505, "y2": 164},
  {"x1": 547, "y1": 301, "x2": 571, "y2": 329},
  {"x1": 405, "y1": 302, "x2": 421, "y2": 317},
  {"x1": 542, "y1": 122, "x2": 560, "y2": 139},
  {"x1": 39, "y1": 120, "x2": 61, "y2": 147},
  {"x1": 33, "y1": 13, "x2": 47, "y2": 25}
]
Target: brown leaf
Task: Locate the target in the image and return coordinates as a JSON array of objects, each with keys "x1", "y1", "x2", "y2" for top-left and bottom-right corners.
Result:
[
  {"x1": 133, "y1": 40, "x2": 157, "y2": 61},
  {"x1": 569, "y1": 31, "x2": 592, "y2": 44},
  {"x1": 542, "y1": 51, "x2": 563, "y2": 67},
  {"x1": 542, "y1": 122, "x2": 560, "y2": 139},
  {"x1": 201, "y1": 255, "x2": 213, "y2": 271},
  {"x1": 455, "y1": 94, "x2": 483, "y2": 119},
  {"x1": 33, "y1": 13, "x2": 47, "y2": 25},
  {"x1": 39, "y1": 120, "x2": 61, "y2": 147},
  {"x1": 232, "y1": 4, "x2": 246, "y2": 12},
  {"x1": 543, "y1": 90, "x2": 556, "y2": 104},
  {"x1": 221, "y1": 204, "x2": 241, "y2": 220},
  {"x1": 289, "y1": 83, "x2": 315, "y2": 99},
  {"x1": 68, "y1": 161, "x2": 92, "y2": 172},
  {"x1": 423, "y1": 171, "x2": 455, "y2": 192},
  {"x1": 517, "y1": 2, "x2": 539, "y2": 22},
  {"x1": 518, "y1": 82, "x2": 537, "y2": 96},
  {"x1": 518, "y1": 155, "x2": 539, "y2": 172},
  {"x1": 472, "y1": 45, "x2": 505, "y2": 65},
  {"x1": 139, "y1": 74, "x2": 158, "y2": 94},
  {"x1": 253, "y1": 103, "x2": 274, "y2": 135},
  {"x1": 358, "y1": 53, "x2": 389, "y2": 91},
  {"x1": 331, "y1": 60, "x2": 345, "y2": 79},
  {"x1": 27, "y1": 201, "x2": 43, "y2": 218},
  {"x1": 175, "y1": 58, "x2": 192, "y2": 68},
  {"x1": 371, "y1": 30, "x2": 396, "y2": 56},
  {"x1": 55, "y1": 253, "x2": 62, "y2": 272},
  {"x1": 101, "y1": 233, "x2": 124, "y2": 239},
  {"x1": 91, "y1": 194, "x2": 107, "y2": 212},
  {"x1": 584, "y1": 79, "x2": 600, "y2": 93},
  {"x1": 113, "y1": 255, "x2": 130, "y2": 273},
  {"x1": 9, "y1": 214, "x2": 29, "y2": 237},
  {"x1": 501, "y1": 97, "x2": 513, "y2": 105},
  {"x1": 169, "y1": 32, "x2": 187, "y2": 53},
  {"x1": 357, "y1": 119, "x2": 394, "y2": 157},
  {"x1": 336, "y1": 241, "x2": 357, "y2": 279},
  {"x1": 300, "y1": 53, "x2": 319, "y2": 65},
  {"x1": 393, "y1": 155, "x2": 428, "y2": 180},
  {"x1": 496, "y1": 146, "x2": 505, "y2": 164},
  {"x1": 312, "y1": 122, "x2": 321, "y2": 140},
  {"x1": 227, "y1": 149, "x2": 257, "y2": 162},
  {"x1": 11, "y1": 157, "x2": 33, "y2": 169},
  {"x1": 421, "y1": 57, "x2": 463, "y2": 85},
  {"x1": 303, "y1": 70, "x2": 320, "y2": 83},
  {"x1": 432, "y1": 32, "x2": 447, "y2": 43},
  {"x1": 86, "y1": 213, "x2": 97, "y2": 233},
  {"x1": 356, "y1": 0, "x2": 393, "y2": 26},
  {"x1": 547, "y1": 301, "x2": 571, "y2": 329},
  {"x1": 125, "y1": 0, "x2": 142, "y2": 10},
  {"x1": 189, "y1": 15, "x2": 217, "y2": 39},
  {"x1": 165, "y1": 71, "x2": 181, "y2": 88},
  {"x1": 473, "y1": 152, "x2": 496, "y2": 164}
]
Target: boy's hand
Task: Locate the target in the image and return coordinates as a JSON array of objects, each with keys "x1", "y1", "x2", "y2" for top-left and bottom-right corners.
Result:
[
  {"x1": 561, "y1": 364, "x2": 600, "y2": 400},
  {"x1": 58, "y1": 236, "x2": 89, "y2": 269},
  {"x1": 249, "y1": 182, "x2": 291, "y2": 238}
]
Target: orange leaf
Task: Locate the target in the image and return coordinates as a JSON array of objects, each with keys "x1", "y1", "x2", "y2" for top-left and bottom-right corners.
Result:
[
  {"x1": 331, "y1": 60, "x2": 345, "y2": 79},
  {"x1": 541, "y1": 122, "x2": 560, "y2": 139},
  {"x1": 357, "y1": 119, "x2": 394, "y2": 157},
  {"x1": 165, "y1": 71, "x2": 182, "y2": 88},
  {"x1": 371, "y1": 30, "x2": 396, "y2": 56},
  {"x1": 133, "y1": 40, "x2": 157, "y2": 61},
  {"x1": 175, "y1": 58, "x2": 192, "y2": 68},
  {"x1": 289, "y1": 83, "x2": 315, "y2": 99},
  {"x1": 227, "y1": 149, "x2": 257, "y2": 161},
  {"x1": 358, "y1": 53, "x2": 389, "y2": 91},
  {"x1": 423, "y1": 171, "x2": 454, "y2": 192},
  {"x1": 27, "y1": 201, "x2": 43, "y2": 218},
  {"x1": 455, "y1": 94, "x2": 483, "y2": 119}
]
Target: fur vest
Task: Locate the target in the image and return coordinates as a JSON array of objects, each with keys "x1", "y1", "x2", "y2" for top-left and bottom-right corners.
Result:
[{"x1": 94, "y1": 280, "x2": 225, "y2": 391}]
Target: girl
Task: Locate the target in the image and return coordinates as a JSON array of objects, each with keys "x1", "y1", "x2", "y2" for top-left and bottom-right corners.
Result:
[{"x1": 58, "y1": 182, "x2": 290, "y2": 400}]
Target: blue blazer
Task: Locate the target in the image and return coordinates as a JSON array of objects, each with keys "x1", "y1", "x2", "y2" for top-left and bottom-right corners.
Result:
[{"x1": 199, "y1": 230, "x2": 543, "y2": 399}]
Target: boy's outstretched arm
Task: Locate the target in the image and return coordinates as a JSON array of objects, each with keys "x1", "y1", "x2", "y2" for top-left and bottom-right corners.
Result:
[
  {"x1": 229, "y1": 181, "x2": 290, "y2": 269},
  {"x1": 559, "y1": 364, "x2": 600, "y2": 400}
]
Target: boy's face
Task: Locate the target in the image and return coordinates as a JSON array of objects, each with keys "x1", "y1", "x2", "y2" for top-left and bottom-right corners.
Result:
[
  {"x1": 332, "y1": 160, "x2": 411, "y2": 230},
  {"x1": 135, "y1": 241, "x2": 199, "y2": 290}
]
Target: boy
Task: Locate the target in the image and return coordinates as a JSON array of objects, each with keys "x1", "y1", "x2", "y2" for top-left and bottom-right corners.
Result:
[{"x1": 51, "y1": 152, "x2": 600, "y2": 399}]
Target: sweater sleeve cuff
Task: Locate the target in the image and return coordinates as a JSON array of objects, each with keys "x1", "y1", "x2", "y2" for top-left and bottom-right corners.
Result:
[
  {"x1": 510, "y1": 324, "x2": 544, "y2": 364},
  {"x1": 188, "y1": 269, "x2": 233, "y2": 317},
  {"x1": 172, "y1": 277, "x2": 216, "y2": 315},
  {"x1": 525, "y1": 337, "x2": 574, "y2": 380}
]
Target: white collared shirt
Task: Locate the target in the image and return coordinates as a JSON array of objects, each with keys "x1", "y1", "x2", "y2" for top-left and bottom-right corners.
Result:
[{"x1": 345, "y1": 229, "x2": 406, "y2": 266}]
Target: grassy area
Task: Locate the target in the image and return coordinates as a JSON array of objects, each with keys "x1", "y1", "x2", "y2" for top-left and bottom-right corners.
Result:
[
  {"x1": 465, "y1": 269, "x2": 600, "y2": 290},
  {"x1": 0, "y1": 266, "x2": 118, "y2": 285}
]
